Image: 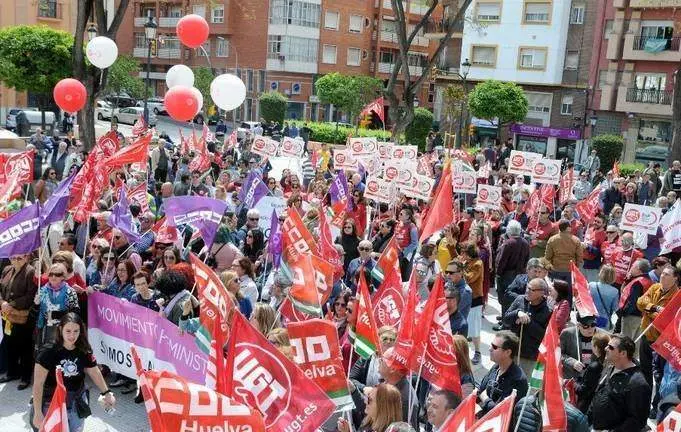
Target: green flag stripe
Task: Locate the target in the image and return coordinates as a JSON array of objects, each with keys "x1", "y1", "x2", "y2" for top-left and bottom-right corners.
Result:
[
  {"x1": 194, "y1": 324, "x2": 212, "y2": 355},
  {"x1": 290, "y1": 296, "x2": 322, "y2": 316},
  {"x1": 327, "y1": 388, "x2": 351, "y2": 398},
  {"x1": 530, "y1": 362, "x2": 544, "y2": 389},
  {"x1": 354, "y1": 335, "x2": 378, "y2": 359},
  {"x1": 370, "y1": 267, "x2": 385, "y2": 282}
]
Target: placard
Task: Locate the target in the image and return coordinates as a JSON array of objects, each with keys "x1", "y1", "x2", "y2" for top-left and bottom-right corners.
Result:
[
  {"x1": 347, "y1": 137, "x2": 378, "y2": 157},
  {"x1": 477, "y1": 184, "x2": 502, "y2": 209},
  {"x1": 377, "y1": 142, "x2": 394, "y2": 160},
  {"x1": 250, "y1": 135, "x2": 279, "y2": 158},
  {"x1": 279, "y1": 136, "x2": 305, "y2": 158},
  {"x1": 619, "y1": 203, "x2": 662, "y2": 235},
  {"x1": 332, "y1": 149, "x2": 358, "y2": 170},
  {"x1": 531, "y1": 158, "x2": 562, "y2": 185},
  {"x1": 452, "y1": 170, "x2": 477, "y2": 194},
  {"x1": 402, "y1": 174, "x2": 435, "y2": 201},
  {"x1": 364, "y1": 176, "x2": 395, "y2": 204},
  {"x1": 508, "y1": 150, "x2": 542, "y2": 175},
  {"x1": 254, "y1": 196, "x2": 288, "y2": 237},
  {"x1": 391, "y1": 145, "x2": 418, "y2": 160}
]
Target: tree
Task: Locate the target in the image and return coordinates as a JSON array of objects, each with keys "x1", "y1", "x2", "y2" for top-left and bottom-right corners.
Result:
[
  {"x1": 73, "y1": 0, "x2": 130, "y2": 150},
  {"x1": 406, "y1": 107, "x2": 434, "y2": 150},
  {"x1": 468, "y1": 80, "x2": 528, "y2": 141},
  {"x1": 259, "y1": 91, "x2": 288, "y2": 125},
  {"x1": 103, "y1": 54, "x2": 145, "y2": 101},
  {"x1": 442, "y1": 84, "x2": 465, "y2": 142},
  {"x1": 591, "y1": 134, "x2": 624, "y2": 171},
  {"x1": 0, "y1": 25, "x2": 73, "y2": 128},
  {"x1": 386, "y1": 0, "x2": 474, "y2": 139},
  {"x1": 315, "y1": 73, "x2": 383, "y2": 126},
  {"x1": 193, "y1": 66, "x2": 213, "y2": 112}
]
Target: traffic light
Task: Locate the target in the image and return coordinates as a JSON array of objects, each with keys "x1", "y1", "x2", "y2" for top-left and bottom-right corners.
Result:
[{"x1": 468, "y1": 124, "x2": 476, "y2": 136}]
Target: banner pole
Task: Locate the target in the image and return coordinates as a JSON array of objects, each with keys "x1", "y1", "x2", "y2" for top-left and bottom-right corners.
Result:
[
  {"x1": 408, "y1": 352, "x2": 426, "y2": 425},
  {"x1": 517, "y1": 323, "x2": 524, "y2": 364},
  {"x1": 512, "y1": 388, "x2": 536, "y2": 432},
  {"x1": 634, "y1": 322, "x2": 654, "y2": 343}
]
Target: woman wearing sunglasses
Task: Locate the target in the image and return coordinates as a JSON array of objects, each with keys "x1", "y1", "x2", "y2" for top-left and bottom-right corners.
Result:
[{"x1": 34, "y1": 263, "x2": 80, "y2": 349}]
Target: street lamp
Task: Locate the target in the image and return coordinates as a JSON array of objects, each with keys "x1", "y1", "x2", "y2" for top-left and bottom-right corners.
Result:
[
  {"x1": 87, "y1": 24, "x2": 97, "y2": 41},
  {"x1": 143, "y1": 16, "x2": 157, "y2": 124},
  {"x1": 457, "y1": 58, "x2": 472, "y2": 148}
]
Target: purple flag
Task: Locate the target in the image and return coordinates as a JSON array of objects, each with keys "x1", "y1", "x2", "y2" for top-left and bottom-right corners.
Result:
[
  {"x1": 267, "y1": 208, "x2": 282, "y2": 268},
  {"x1": 237, "y1": 171, "x2": 269, "y2": 208},
  {"x1": 0, "y1": 203, "x2": 41, "y2": 258},
  {"x1": 40, "y1": 170, "x2": 78, "y2": 226},
  {"x1": 109, "y1": 188, "x2": 141, "y2": 244},
  {"x1": 164, "y1": 196, "x2": 227, "y2": 250},
  {"x1": 329, "y1": 170, "x2": 349, "y2": 205}
]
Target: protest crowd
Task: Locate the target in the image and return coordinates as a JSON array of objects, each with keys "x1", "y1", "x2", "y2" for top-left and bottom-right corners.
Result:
[{"x1": 0, "y1": 115, "x2": 680, "y2": 432}]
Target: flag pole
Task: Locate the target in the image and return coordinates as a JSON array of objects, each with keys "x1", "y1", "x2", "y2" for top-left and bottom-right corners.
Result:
[
  {"x1": 517, "y1": 323, "x2": 524, "y2": 364},
  {"x1": 408, "y1": 344, "x2": 427, "y2": 424},
  {"x1": 512, "y1": 387, "x2": 538, "y2": 432},
  {"x1": 634, "y1": 322, "x2": 654, "y2": 343}
]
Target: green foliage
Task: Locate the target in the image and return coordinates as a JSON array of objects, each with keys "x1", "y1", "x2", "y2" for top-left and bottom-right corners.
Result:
[
  {"x1": 591, "y1": 134, "x2": 624, "y2": 172},
  {"x1": 315, "y1": 73, "x2": 383, "y2": 122},
  {"x1": 104, "y1": 54, "x2": 145, "y2": 99},
  {"x1": 259, "y1": 91, "x2": 288, "y2": 124},
  {"x1": 0, "y1": 25, "x2": 73, "y2": 99},
  {"x1": 442, "y1": 84, "x2": 465, "y2": 123},
  {"x1": 468, "y1": 80, "x2": 528, "y2": 126},
  {"x1": 618, "y1": 163, "x2": 646, "y2": 177},
  {"x1": 192, "y1": 67, "x2": 213, "y2": 110},
  {"x1": 290, "y1": 121, "x2": 391, "y2": 144},
  {"x1": 405, "y1": 108, "x2": 434, "y2": 150}
]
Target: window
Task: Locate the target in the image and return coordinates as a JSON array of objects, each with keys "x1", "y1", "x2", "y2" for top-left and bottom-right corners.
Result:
[
  {"x1": 267, "y1": 35, "x2": 318, "y2": 62},
  {"x1": 269, "y1": 0, "x2": 321, "y2": 28},
  {"x1": 192, "y1": 4, "x2": 206, "y2": 18},
  {"x1": 640, "y1": 23, "x2": 674, "y2": 40},
  {"x1": 598, "y1": 70, "x2": 608, "y2": 88},
  {"x1": 570, "y1": 4, "x2": 584, "y2": 24},
  {"x1": 324, "y1": 11, "x2": 339, "y2": 30},
  {"x1": 477, "y1": 2, "x2": 501, "y2": 22},
  {"x1": 561, "y1": 95, "x2": 573, "y2": 115},
  {"x1": 259, "y1": 70, "x2": 266, "y2": 92},
  {"x1": 322, "y1": 44, "x2": 337, "y2": 64},
  {"x1": 380, "y1": 51, "x2": 394, "y2": 64},
  {"x1": 134, "y1": 33, "x2": 146, "y2": 49},
  {"x1": 349, "y1": 15, "x2": 363, "y2": 33},
  {"x1": 198, "y1": 40, "x2": 211, "y2": 56},
  {"x1": 247, "y1": 70, "x2": 254, "y2": 92},
  {"x1": 518, "y1": 47, "x2": 547, "y2": 69},
  {"x1": 347, "y1": 47, "x2": 361, "y2": 66},
  {"x1": 268, "y1": 35, "x2": 282, "y2": 58},
  {"x1": 381, "y1": 19, "x2": 397, "y2": 33},
  {"x1": 635, "y1": 73, "x2": 666, "y2": 90},
  {"x1": 525, "y1": 91, "x2": 552, "y2": 125},
  {"x1": 212, "y1": 6, "x2": 224, "y2": 23},
  {"x1": 168, "y1": 6, "x2": 182, "y2": 18},
  {"x1": 471, "y1": 45, "x2": 497, "y2": 67},
  {"x1": 524, "y1": 2, "x2": 551, "y2": 24},
  {"x1": 216, "y1": 38, "x2": 228, "y2": 57},
  {"x1": 565, "y1": 50, "x2": 579, "y2": 70}
]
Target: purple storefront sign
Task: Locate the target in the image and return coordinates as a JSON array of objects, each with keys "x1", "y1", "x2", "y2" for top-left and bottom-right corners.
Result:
[
  {"x1": 88, "y1": 292, "x2": 207, "y2": 382},
  {"x1": 510, "y1": 124, "x2": 581, "y2": 140}
]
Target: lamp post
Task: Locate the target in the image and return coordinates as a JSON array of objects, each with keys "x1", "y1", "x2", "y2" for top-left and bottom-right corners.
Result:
[
  {"x1": 87, "y1": 24, "x2": 97, "y2": 41},
  {"x1": 143, "y1": 16, "x2": 157, "y2": 124},
  {"x1": 216, "y1": 36, "x2": 240, "y2": 131},
  {"x1": 456, "y1": 58, "x2": 471, "y2": 148}
]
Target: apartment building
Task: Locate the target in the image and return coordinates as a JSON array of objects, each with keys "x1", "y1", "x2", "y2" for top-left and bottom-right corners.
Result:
[
  {"x1": 0, "y1": 0, "x2": 78, "y2": 121},
  {"x1": 590, "y1": 0, "x2": 680, "y2": 166},
  {"x1": 435, "y1": 0, "x2": 596, "y2": 161}
]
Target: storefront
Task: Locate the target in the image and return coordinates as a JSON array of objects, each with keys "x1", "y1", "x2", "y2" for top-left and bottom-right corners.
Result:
[{"x1": 510, "y1": 124, "x2": 582, "y2": 161}]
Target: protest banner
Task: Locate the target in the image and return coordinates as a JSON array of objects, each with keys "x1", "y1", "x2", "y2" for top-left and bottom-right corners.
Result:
[
  {"x1": 382, "y1": 159, "x2": 402, "y2": 183},
  {"x1": 333, "y1": 149, "x2": 358, "y2": 170},
  {"x1": 391, "y1": 145, "x2": 418, "y2": 160},
  {"x1": 88, "y1": 292, "x2": 208, "y2": 383},
  {"x1": 357, "y1": 155, "x2": 382, "y2": 176},
  {"x1": 508, "y1": 150, "x2": 542, "y2": 175},
  {"x1": 364, "y1": 176, "x2": 394, "y2": 203},
  {"x1": 477, "y1": 184, "x2": 502, "y2": 209},
  {"x1": 255, "y1": 196, "x2": 288, "y2": 236},
  {"x1": 531, "y1": 158, "x2": 562, "y2": 185},
  {"x1": 280, "y1": 136, "x2": 305, "y2": 158},
  {"x1": 619, "y1": 203, "x2": 663, "y2": 236},
  {"x1": 452, "y1": 170, "x2": 477, "y2": 194},
  {"x1": 402, "y1": 174, "x2": 435, "y2": 201},
  {"x1": 348, "y1": 137, "x2": 378, "y2": 157},
  {"x1": 377, "y1": 141, "x2": 394, "y2": 160},
  {"x1": 659, "y1": 203, "x2": 681, "y2": 253},
  {"x1": 251, "y1": 135, "x2": 279, "y2": 158}
]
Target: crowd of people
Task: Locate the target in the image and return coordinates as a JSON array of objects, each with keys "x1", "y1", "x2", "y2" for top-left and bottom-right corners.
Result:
[{"x1": 0, "y1": 125, "x2": 679, "y2": 432}]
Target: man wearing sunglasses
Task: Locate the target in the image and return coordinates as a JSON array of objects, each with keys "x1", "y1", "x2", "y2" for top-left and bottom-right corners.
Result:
[
  {"x1": 345, "y1": 240, "x2": 378, "y2": 293},
  {"x1": 588, "y1": 334, "x2": 651, "y2": 431},
  {"x1": 559, "y1": 315, "x2": 602, "y2": 380}
]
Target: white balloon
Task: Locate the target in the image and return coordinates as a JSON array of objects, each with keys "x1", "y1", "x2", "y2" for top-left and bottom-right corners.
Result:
[
  {"x1": 166, "y1": 65, "x2": 195, "y2": 89},
  {"x1": 86, "y1": 36, "x2": 118, "y2": 69},
  {"x1": 190, "y1": 87, "x2": 203, "y2": 116},
  {"x1": 210, "y1": 74, "x2": 246, "y2": 111}
]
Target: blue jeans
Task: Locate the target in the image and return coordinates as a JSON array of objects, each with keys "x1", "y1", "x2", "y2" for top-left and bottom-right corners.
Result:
[{"x1": 29, "y1": 390, "x2": 87, "y2": 432}]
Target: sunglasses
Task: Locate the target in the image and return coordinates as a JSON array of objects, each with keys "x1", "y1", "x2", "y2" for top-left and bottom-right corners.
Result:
[
  {"x1": 334, "y1": 302, "x2": 347, "y2": 308},
  {"x1": 580, "y1": 322, "x2": 597, "y2": 328},
  {"x1": 491, "y1": 343, "x2": 500, "y2": 350},
  {"x1": 606, "y1": 344, "x2": 616, "y2": 351},
  {"x1": 246, "y1": 234, "x2": 253, "y2": 238},
  {"x1": 343, "y1": 226, "x2": 353, "y2": 229},
  {"x1": 607, "y1": 231, "x2": 617, "y2": 234},
  {"x1": 49, "y1": 272, "x2": 65, "y2": 277},
  {"x1": 359, "y1": 247, "x2": 372, "y2": 251},
  {"x1": 248, "y1": 218, "x2": 259, "y2": 221}
]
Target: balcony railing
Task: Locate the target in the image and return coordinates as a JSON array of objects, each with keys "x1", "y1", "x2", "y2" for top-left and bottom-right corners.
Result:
[
  {"x1": 157, "y1": 48, "x2": 181, "y2": 59},
  {"x1": 159, "y1": 17, "x2": 181, "y2": 27},
  {"x1": 37, "y1": 1, "x2": 62, "y2": 19},
  {"x1": 380, "y1": 32, "x2": 399, "y2": 44},
  {"x1": 632, "y1": 36, "x2": 680, "y2": 51},
  {"x1": 134, "y1": 17, "x2": 148, "y2": 27},
  {"x1": 422, "y1": 17, "x2": 463, "y2": 35},
  {"x1": 626, "y1": 88, "x2": 672, "y2": 105}
]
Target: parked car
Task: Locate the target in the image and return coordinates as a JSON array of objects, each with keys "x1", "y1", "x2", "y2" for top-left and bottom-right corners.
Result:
[
  {"x1": 136, "y1": 97, "x2": 166, "y2": 115},
  {"x1": 5, "y1": 107, "x2": 39, "y2": 131},
  {"x1": 113, "y1": 107, "x2": 157, "y2": 127},
  {"x1": 237, "y1": 121, "x2": 261, "y2": 140},
  {"x1": 635, "y1": 144, "x2": 669, "y2": 163},
  {"x1": 20, "y1": 110, "x2": 57, "y2": 134},
  {"x1": 103, "y1": 93, "x2": 137, "y2": 108},
  {"x1": 95, "y1": 100, "x2": 114, "y2": 120}
]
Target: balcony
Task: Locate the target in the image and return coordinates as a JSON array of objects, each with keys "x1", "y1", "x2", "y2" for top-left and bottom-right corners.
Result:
[
  {"x1": 376, "y1": 62, "x2": 424, "y2": 76},
  {"x1": 157, "y1": 48, "x2": 181, "y2": 59},
  {"x1": 383, "y1": 0, "x2": 392, "y2": 9},
  {"x1": 133, "y1": 47, "x2": 148, "y2": 58},
  {"x1": 616, "y1": 87, "x2": 673, "y2": 116},
  {"x1": 159, "y1": 17, "x2": 181, "y2": 27},
  {"x1": 630, "y1": 0, "x2": 681, "y2": 7},
  {"x1": 409, "y1": 1, "x2": 430, "y2": 15},
  {"x1": 623, "y1": 34, "x2": 681, "y2": 62},
  {"x1": 378, "y1": 62, "x2": 393, "y2": 74},
  {"x1": 37, "y1": 1, "x2": 62, "y2": 20},
  {"x1": 422, "y1": 18, "x2": 464, "y2": 39},
  {"x1": 380, "y1": 32, "x2": 399, "y2": 44},
  {"x1": 134, "y1": 17, "x2": 148, "y2": 27}
]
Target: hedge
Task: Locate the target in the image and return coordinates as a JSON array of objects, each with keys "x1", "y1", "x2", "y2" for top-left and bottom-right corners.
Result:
[
  {"x1": 592, "y1": 134, "x2": 624, "y2": 172},
  {"x1": 405, "y1": 108, "x2": 434, "y2": 151},
  {"x1": 291, "y1": 121, "x2": 391, "y2": 144},
  {"x1": 618, "y1": 163, "x2": 646, "y2": 177}
]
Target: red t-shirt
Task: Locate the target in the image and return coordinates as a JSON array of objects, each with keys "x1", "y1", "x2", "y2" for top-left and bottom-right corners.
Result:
[
  {"x1": 609, "y1": 248, "x2": 644, "y2": 285},
  {"x1": 583, "y1": 227, "x2": 606, "y2": 261}
]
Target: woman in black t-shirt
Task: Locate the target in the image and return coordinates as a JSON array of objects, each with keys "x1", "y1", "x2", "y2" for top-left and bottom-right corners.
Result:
[{"x1": 30, "y1": 313, "x2": 115, "y2": 432}]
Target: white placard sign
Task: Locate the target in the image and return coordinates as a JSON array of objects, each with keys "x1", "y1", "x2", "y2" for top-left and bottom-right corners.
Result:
[
  {"x1": 531, "y1": 158, "x2": 562, "y2": 185},
  {"x1": 452, "y1": 171, "x2": 477, "y2": 194},
  {"x1": 333, "y1": 149, "x2": 358, "y2": 170},
  {"x1": 477, "y1": 184, "x2": 502, "y2": 209},
  {"x1": 377, "y1": 142, "x2": 394, "y2": 160},
  {"x1": 391, "y1": 145, "x2": 418, "y2": 160},
  {"x1": 254, "y1": 196, "x2": 288, "y2": 237},
  {"x1": 619, "y1": 203, "x2": 663, "y2": 236},
  {"x1": 250, "y1": 135, "x2": 279, "y2": 158},
  {"x1": 279, "y1": 137, "x2": 304, "y2": 158},
  {"x1": 364, "y1": 176, "x2": 395, "y2": 204},
  {"x1": 508, "y1": 150, "x2": 542, "y2": 175},
  {"x1": 348, "y1": 137, "x2": 378, "y2": 157},
  {"x1": 402, "y1": 174, "x2": 435, "y2": 201}
]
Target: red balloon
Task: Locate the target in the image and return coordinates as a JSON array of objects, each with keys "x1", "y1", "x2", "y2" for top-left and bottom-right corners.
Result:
[
  {"x1": 164, "y1": 86, "x2": 199, "y2": 122},
  {"x1": 53, "y1": 78, "x2": 87, "y2": 113},
  {"x1": 176, "y1": 14, "x2": 209, "y2": 49}
]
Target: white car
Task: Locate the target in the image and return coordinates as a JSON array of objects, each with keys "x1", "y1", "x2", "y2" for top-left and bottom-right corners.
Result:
[
  {"x1": 237, "y1": 121, "x2": 261, "y2": 140},
  {"x1": 136, "y1": 98, "x2": 166, "y2": 115},
  {"x1": 113, "y1": 107, "x2": 157, "y2": 127},
  {"x1": 95, "y1": 100, "x2": 114, "y2": 120},
  {"x1": 5, "y1": 107, "x2": 39, "y2": 131}
]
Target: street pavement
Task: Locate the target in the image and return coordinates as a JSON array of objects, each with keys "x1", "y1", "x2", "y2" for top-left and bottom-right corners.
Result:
[
  {"x1": 96, "y1": 114, "x2": 226, "y2": 145},
  {"x1": 0, "y1": 293, "x2": 503, "y2": 432}
]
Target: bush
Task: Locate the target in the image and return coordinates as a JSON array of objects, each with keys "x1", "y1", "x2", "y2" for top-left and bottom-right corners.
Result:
[
  {"x1": 290, "y1": 121, "x2": 391, "y2": 144},
  {"x1": 591, "y1": 134, "x2": 624, "y2": 172},
  {"x1": 618, "y1": 163, "x2": 645, "y2": 178},
  {"x1": 405, "y1": 108, "x2": 434, "y2": 151},
  {"x1": 259, "y1": 91, "x2": 287, "y2": 124}
]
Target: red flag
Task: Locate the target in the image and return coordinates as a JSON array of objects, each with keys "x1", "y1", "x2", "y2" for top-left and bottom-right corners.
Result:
[
  {"x1": 189, "y1": 128, "x2": 211, "y2": 172},
  {"x1": 372, "y1": 269, "x2": 405, "y2": 329},
  {"x1": 318, "y1": 206, "x2": 343, "y2": 273},
  {"x1": 411, "y1": 275, "x2": 462, "y2": 395},
  {"x1": 371, "y1": 236, "x2": 401, "y2": 283},
  {"x1": 652, "y1": 290, "x2": 681, "y2": 333},
  {"x1": 359, "y1": 96, "x2": 385, "y2": 123},
  {"x1": 468, "y1": 391, "x2": 516, "y2": 432},
  {"x1": 40, "y1": 367, "x2": 69, "y2": 432},
  {"x1": 127, "y1": 181, "x2": 150, "y2": 214},
  {"x1": 559, "y1": 168, "x2": 575, "y2": 206},
  {"x1": 190, "y1": 253, "x2": 235, "y2": 337},
  {"x1": 288, "y1": 319, "x2": 353, "y2": 410},
  {"x1": 288, "y1": 254, "x2": 324, "y2": 316},
  {"x1": 536, "y1": 313, "x2": 567, "y2": 431},
  {"x1": 351, "y1": 271, "x2": 382, "y2": 359},
  {"x1": 651, "y1": 307, "x2": 681, "y2": 370},
  {"x1": 658, "y1": 400, "x2": 681, "y2": 432},
  {"x1": 225, "y1": 131, "x2": 238, "y2": 150},
  {"x1": 420, "y1": 161, "x2": 453, "y2": 243},
  {"x1": 106, "y1": 133, "x2": 151, "y2": 168},
  {"x1": 152, "y1": 216, "x2": 178, "y2": 243},
  {"x1": 539, "y1": 184, "x2": 556, "y2": 212},
  {"x1": 281, "y1": 208, "x2": 319, "y2": 261},
  {"x1": 206, "y1": 318, "x2": 228, "y2": 395},
  {"x1": 389, "y1": 271, "x2": 418, "y2": 371},
  {"x1": 179, "y1": 129, "x2": 190, "y2": 155},
  {"x1": 440, "y1": 390, "x2": 477, "y2": 432},
  {"x1": 575, "y1": 185, "x2": 603, "y2": 224},
  {"x1": 225, "y1": 312, "x2": 335, "y2": 431},
  {"x1": 0, "y1": 150, "x2": 35, "y2": 199},
  {"x1": 279, "y1": 297, "x2": 312, "y2": 325},
  {"x1": 131, "y1": 114, "x2": 147, "y2": 136},
  {"x1": 571, "y1": 262, "x2": 599, "y2": 317},
  {"x1": 613, "y1": 160, "x2": 621, "y2": 177},
  {"x1": 131, "y1": 345, "x2": 265, "y2": 431}
]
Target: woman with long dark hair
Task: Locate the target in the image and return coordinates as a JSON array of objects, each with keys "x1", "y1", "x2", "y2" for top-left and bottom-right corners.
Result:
[
  {"x1": 336, "y1": 218, "x2": 361, "y2": 273},
  {"x1": 243, "y1": 228, "x2": 265, "y2": 267},
  {"x1": 30, "y1": 313, "x2": 115, "y2": 431}
]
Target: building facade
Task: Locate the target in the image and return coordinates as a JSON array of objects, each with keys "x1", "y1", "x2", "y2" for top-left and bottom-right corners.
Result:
[{"x1": 590, "y1": 0, "x2": 680, "y2": 166}]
